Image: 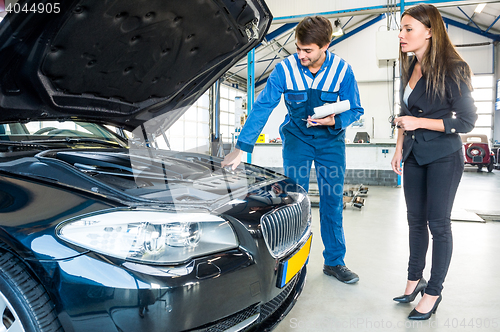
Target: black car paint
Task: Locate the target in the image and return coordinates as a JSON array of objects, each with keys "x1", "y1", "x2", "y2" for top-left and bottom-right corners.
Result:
[
  {"x1": 0, "y1": 0, "x2": 311, "y2": 331},
  {"x1": 0, "y1": 0, "x2": 272, "y2": 132},
  {"x1": 0, "y1": 169, "x2": 308, "y2": 332}
]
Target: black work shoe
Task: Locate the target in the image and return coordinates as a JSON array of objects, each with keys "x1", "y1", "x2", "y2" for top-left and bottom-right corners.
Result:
[{"x1": 323, "y1": 265, "x2": 359, "y2": 284}]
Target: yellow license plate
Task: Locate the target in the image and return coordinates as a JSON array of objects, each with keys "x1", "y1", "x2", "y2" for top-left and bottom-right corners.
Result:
[{"x1": 277, "y1": 234, "x2": 312, "y2": 288}]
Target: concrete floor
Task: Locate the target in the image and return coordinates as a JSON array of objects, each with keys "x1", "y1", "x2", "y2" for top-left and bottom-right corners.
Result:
[{"x1": 275, "y1": 167, "x2": 500, "y2": 332}]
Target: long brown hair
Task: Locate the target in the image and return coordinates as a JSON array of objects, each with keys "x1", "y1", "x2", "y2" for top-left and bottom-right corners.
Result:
[{"x1": 400, "y1": 4, "x2": 473, "y2": 101}]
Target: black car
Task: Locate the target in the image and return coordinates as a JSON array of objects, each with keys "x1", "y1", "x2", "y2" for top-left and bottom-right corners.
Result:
[{"x1": 0, "y1": 1, "x2": 312, "y2": 332}]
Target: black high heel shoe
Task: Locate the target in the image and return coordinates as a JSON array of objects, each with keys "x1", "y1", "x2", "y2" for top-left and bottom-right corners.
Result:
[
  {"x1": 393, "y1": 278, "x2": 427, "y2": 303},
  {"x1": 408, "y1": 295, "x2": 442, "y2": 320}
]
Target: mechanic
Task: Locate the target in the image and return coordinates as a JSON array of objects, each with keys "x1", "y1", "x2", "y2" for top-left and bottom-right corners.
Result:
[{"x1": 222, "y1": 16, "x2": 364, "y2": 284}]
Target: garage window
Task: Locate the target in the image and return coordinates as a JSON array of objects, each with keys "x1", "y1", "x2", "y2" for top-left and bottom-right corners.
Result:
[
  {"x1": 159, "y1": 85, "x2": 244, "y2": 155},
  {"x1": 470, "y1": 74, "x2": 494, "y2": 141}
]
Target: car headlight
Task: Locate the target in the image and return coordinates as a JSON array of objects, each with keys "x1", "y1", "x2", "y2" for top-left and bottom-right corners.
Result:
[{"x1": 56, "y1": 209, "x2": 238, "y2": 264}]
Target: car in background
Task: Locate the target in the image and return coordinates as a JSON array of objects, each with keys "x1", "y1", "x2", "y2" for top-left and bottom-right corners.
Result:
[
  {"x1": 461, "y1": 134, "x2": 496, "y2": 172},
  {"x1": 493, "y1": 146, "x2": 500, "y2": 170},
  {"x1": 0, "y1": 1, "x2": 312, "y2": 331}
]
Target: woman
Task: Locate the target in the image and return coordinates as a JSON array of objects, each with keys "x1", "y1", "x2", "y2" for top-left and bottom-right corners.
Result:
[{"x1": 391, "y1": 4, "x2": 477, "y2": 320}]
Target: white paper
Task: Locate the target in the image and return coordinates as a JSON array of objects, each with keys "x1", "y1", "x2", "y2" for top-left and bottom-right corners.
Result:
[
  {"x1": 311, "y1": 100, "x2": 350, "y2": 119},
  {"x1": 306, "y1": 100, "x2": 351, "y2": 128}
]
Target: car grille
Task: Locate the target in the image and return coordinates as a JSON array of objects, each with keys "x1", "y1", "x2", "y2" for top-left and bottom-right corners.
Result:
[
  {"x1": 261, "y1": 194, "x2": 311, "y2": 258},
  {"x1": 196, "y1": 273, "x2": 300, "y2": 332}
]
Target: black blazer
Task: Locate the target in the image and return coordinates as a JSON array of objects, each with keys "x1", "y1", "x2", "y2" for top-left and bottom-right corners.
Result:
[{"x1": 400, "y1": 61, "x2": 477, "y2": 165}]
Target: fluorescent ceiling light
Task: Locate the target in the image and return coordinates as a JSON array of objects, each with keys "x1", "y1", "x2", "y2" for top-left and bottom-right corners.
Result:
[
  {"x1": 475, "y1": 3, "x2": 486, "y2": 13},
  {"x1": 332, "y1": 19, "x2": 344, "y2": 37}
]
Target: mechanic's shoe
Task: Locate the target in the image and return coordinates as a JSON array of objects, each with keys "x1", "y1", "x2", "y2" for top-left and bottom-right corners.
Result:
[{"x1": 323, "y1": 265, "x2": 359, "y2": 284}]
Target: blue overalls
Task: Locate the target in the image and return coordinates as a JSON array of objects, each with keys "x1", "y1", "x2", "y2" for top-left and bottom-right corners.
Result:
[{"x1": 236, "y1": 51, "x2": 364, "y2": 266}]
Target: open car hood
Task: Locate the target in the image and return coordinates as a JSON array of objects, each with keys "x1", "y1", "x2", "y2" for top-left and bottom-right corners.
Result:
[{"x1": 0, "y1": 0, "x2": 271, "y2": 131}]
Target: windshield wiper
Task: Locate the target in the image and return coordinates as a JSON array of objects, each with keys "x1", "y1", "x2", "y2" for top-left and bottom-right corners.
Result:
[
  {"x1": 0, "y1": 141, "x2": 49, "y2": 151},
  {"x1": 22, "y1": 137, "x2": 126, "y2": 148},
  {"x1": 66, "y1": 137, "x2": 126, "y2": 148}
]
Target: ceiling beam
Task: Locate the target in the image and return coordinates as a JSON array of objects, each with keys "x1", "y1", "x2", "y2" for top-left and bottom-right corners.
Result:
[
  {"x1": 486, "y1": 14, "x2": 500, "y2": 33},
  {"x1": 457, "y1": 6, "x2": 482, "y2": 31},
  {"x1": 272, "y1": 0, "x2": 500, "y2": 23},
  {"x1": 244, "y1": 2, "x2": 500, "y2": 91},
  {"x1": 254, "y1": 13, "x2": 387, "y2": 89},
  {"x1": 260, "y1": 23, "x2": 298, "y2": 45},
  {"x1": 273, "y1": 5, "x2": 392, "y2": 23},
  {"x1": 329, "y1": 14, "x2": 386, "y2": 47},
  {"x1": 442, "y1": 16, "x2": 500, "y2": 40}
]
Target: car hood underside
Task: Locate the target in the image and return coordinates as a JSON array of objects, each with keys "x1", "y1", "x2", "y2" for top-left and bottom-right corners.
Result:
[{"x1": 0, "y1": 0, "x2": 271, "y2": 131}]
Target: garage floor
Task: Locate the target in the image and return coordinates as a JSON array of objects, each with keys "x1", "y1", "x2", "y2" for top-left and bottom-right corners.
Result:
[{"x1": 275, "y1": 168, "x2": 500, "y2": 332}]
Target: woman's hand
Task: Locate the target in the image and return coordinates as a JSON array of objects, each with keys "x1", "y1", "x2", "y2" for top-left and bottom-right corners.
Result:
[
  {"x1": 391, "y1": 150, "x2": 403, "y2": 175},
  {"x1": 394, "y1": 116, "x2": 445, "y2": 132},
  {"x1": 307, "y1": 114, "x2": 336, "y2": 127},
  {"x1": 393, "y1": 116, "x2": 420, "y2": 131}
]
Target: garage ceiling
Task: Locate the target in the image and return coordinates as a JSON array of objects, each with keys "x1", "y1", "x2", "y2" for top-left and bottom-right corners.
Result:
[{"x1": 224, "y1": 0, "x2": 500, "y2": 92}]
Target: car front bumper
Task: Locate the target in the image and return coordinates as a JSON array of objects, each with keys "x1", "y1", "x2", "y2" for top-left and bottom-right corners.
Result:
[{"x1": 33, "y1": 236, "x2": 309, "y2": 332}]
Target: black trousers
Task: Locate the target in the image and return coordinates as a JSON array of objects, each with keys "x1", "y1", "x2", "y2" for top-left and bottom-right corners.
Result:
[{"x1": 403, "y1": 149, "x2": 464, "y2": 296}]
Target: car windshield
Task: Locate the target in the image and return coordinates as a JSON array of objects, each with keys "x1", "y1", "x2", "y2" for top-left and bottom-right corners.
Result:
[{"x1": 0, "y1": 121, "x2": 128, "y2": 147}]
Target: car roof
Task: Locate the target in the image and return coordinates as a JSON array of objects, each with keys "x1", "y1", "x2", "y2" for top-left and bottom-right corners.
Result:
[{"x1": 461, "y1": 134, "x2": 488, "y2": 143}]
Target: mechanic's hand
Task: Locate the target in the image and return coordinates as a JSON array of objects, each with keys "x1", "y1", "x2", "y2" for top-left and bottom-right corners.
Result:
[
  {"x1": 393, "y1": 116, "x2": 420, "y2": 131},
  {"x1": 391, "y1": 150, "x2": 403, "y2": 175},
  {"x1": 221, "y1": 148, "x2": 243, "y2": 170},
  {"x1": 307, "y1": 114, "x2": 335, "y2": 127}
]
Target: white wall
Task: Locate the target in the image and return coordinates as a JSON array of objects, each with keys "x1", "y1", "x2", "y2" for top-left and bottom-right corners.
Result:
[
  {"x1": 447, "y1": 25, "x2": 493, "y2": 74},
  {"x1": 330, "y1": 21, "x2": 399, "y2": 143},
  {"x1": 259, "y1": 19, "x2": 495, "y2": 144},
  {"x1": 261, "y1": 96, "x2": 287, "y2": 141},
  {"x1": 252, "y1": 143, "x2": 396, "y2": 170}
]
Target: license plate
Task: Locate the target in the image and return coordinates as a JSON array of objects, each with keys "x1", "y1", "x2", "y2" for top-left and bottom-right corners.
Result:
[{"x1": 276, "y1": 234, "x2": 312, "y2": 288}]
